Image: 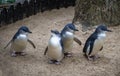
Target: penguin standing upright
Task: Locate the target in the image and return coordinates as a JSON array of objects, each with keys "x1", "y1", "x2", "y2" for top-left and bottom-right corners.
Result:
[
  {"x1": 83, "y1": 24, "x2": 112, "y2": 60},
  {"x1": 44, "y1": 30, "x2": 64, "y2": 64},
  {"x1": 61, "y1": 23, "x2": 82, "y2": 57},
  {"x1": 4, "y1": 26, "x2": 36, "y2": 57}
]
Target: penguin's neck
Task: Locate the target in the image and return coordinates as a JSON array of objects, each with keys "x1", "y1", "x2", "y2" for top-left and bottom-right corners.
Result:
[
  {"x1": 17, "y1": 33, "x2": 28, "y2": 40},
  {"x1": 51, "y1": 35, "x2": 61, "y2": 41},
  {"x1": 50, "y1": 35, "x2": 61, "y2": 46},
  {"x1": 64, "y1": 31, "x2": 74, "y2": 38},
  {"x1": 97, "y1": 32, "x2": 106, "y2": 39}
]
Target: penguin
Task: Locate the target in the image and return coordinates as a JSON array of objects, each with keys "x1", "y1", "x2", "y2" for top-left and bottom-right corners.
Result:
[
  {"x1": 83, "y1": 24, "x2": 112, "y2": 60},
  {"x1": 4, "y1": 26, "x2": 36, "y2": 57},
  {"x1": 61, "y1": 23, "x2": 82, "y2": 57},
  {"x1": 44, "y1": 30, "x2": 64, "y2": 64}
]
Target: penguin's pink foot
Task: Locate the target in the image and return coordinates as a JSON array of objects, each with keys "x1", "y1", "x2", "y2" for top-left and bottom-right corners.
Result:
[
  {"x1": 87, "y1": 55, "x2": 100, "y2": 61},
  {"x1": 11, "y1": 51, "x2": 26, "y2": 57},
  {"x1": 54, "y1": 61, "x2": 61, "y2": 65},
  {"x1": 88, "y1": 56, "x2": 94, "y2": 61},
  {"x1": 11, "y1": 52, "x2": 17, "y2": 57},
  {"x1": 48, "y1": 60, "x2": 61, "y2": 65},
  {"x1": 20, "y1": 52, "x2": 27, "y2": 56},
  {"x1": 93, "y1": 55, "x2": 100, "y2": 60},
  {"x1": 64, "y1": 52, "x2": 73, "y2": 57}
]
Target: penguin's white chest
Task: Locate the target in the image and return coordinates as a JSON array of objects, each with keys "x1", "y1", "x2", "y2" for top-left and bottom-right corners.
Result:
[
  {"x1": 63, "y1": 31, "x2": 74, "y2": 39},
  {"x1": 16, "y1": 34, "x2": 28, "y2": 45},
  {"x1": 91, "y1": 33, "x2": 106, "y2": 55},
  {"x1": 11, "y1": 34, "x2": 28, "y2": 52},
  {"x1": 98, "y1": 33, "x2": 106, "y2": 39},
  {"x1": 49, "y1": 37, "x2": 61, "y2": 48},
  {"x1": 63, "y1": 31, "x2": 74, "y2": 52},
  {"x1": 47, "y1": 36, "x2": 63, "y2": 61}
]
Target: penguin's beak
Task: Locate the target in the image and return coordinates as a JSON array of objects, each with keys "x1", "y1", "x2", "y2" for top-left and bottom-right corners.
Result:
[
  {"x1": 72, "y1": 27, "x2": 78, "y2": 31},
  {"x1": 51, "y1": 30, "x2": 54, "y2": 33},
  {"x1": 74, "y1": 28, "x2": 79, "y2": 31},
  {"x1": 106, "y1": 29, "x2": 112, "y2": 32},
  {"x1": 28, "y1": 31, "x2": 32, "y2": 33}
]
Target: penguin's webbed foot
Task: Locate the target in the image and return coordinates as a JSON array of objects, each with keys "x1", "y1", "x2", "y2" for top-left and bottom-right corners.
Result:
[
  {"x1": 48, "y1": 60, "x2": 61, "y2": 65},
  {"x1": 48, "y1": 60, "x2": 55, "y2": 64},
  {"x1": 11, "y1": 52, "x2": 17, "y2": 57},
  {"x1": 64, "y1": 52, "x2": 73, "y2": 57},
  {"x1": 88, "y1": 55, "x2": 100, "y2": 61},
  {"x1": 94, "y1": 55, "x2": 100, "y2": 60},
  {"x1": 83, "y1": 54, "x2": 93, "y2": 60},
  {"x1": 11, "y1": 52, "x2": 27, "y2": 57},
  {"x1": 88, "y1": 56, "x2": 94, "y2": 61},
  {"x1": 54, "y1": 61, "x2": 61, "y2": 65},
  {"x1": 20, "y1": 52, "x2": 27, "y2": 56}
]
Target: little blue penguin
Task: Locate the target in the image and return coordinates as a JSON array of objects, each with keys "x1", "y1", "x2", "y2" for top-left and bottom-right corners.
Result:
[
  {"x1": 4, "y1": 26, "x2": 36, "y2": 57},
  {"x1": 83, "y1": 24, "x2": 112, "y2": 60},
  {"x1": 44, "y1": 30, "x2": 64, "y2": 64},
  {"x1": 61, "y1": 23, "x2": 82, "y2": 57}
]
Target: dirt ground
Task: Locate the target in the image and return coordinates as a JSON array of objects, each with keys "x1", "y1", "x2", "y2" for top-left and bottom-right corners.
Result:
[{"x1": 0, "y1": 7, "x2": 120, "y2": 76}]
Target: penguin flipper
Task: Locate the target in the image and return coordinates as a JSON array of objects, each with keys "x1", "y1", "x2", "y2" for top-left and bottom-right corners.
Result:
[
  {"x1": 28, "y1": 39, "x2": 36, "y2": 49},
  {"x1": 4, "y1": 40, "x2": 12, "y2": 49},
  {"x1": 83, "y1": 41, "x2": 90, "y2": 53},
  {"x1": 83, "y1": 41, "x2": 94, "y2": 56},
  {"x1": 4, "y1": 31, "x2": 18, "y2": 49},
  {"x1": 44, "y1": 46, "x2": 48, "y2": 55},
  {"x1": 74, "y1": 37, "x2": 82, "y2": 45},
  {"x1": 100, "y1": 46, "x2": 103, "y2": 51}
]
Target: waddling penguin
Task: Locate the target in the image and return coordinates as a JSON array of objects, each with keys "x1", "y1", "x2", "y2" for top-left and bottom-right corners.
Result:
[
  {"x1": 83, "y1": 24, "x2": 112, "y2": 60},
  {"x1": 4, "y1": 26, "x2": 36, "y2": 57},
  {"x1": 44, "y1": 30, "x2": 64, "y2": 64},
  {"x1": 61, "y1": 23, "x2": 82, "y2": 57}
]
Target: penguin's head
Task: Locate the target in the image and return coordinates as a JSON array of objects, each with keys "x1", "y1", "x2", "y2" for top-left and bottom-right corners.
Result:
[
  {"x1": 18, "y1": 26, "x2": 32, "y2": 34},
  {"x1": 51, "y1": 30, "x2": 60, "y2": 37},
  {"x1": 95, "y1": 24, "x2": 112, "y2": 33},
  {"x1": 62, "y1": 23, "x2": 78, "y2": 34},
  {"x1": 67, "y1": 23, "x2": 78, "y2": 31}
]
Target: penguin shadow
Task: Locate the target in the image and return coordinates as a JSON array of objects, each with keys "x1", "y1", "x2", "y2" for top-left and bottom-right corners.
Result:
[
  {"x1": 43, "y1": 54, "x2": 74, "y2": 65},
  {"x1": 2, "y1": 47, "x2": 38, "y2": 63},
  {"x1": 43, "y1": 52, "x2": 111, "y2": 65},
  {"x1": 85, "y1": 55, "x2": 111, "y2": 65},
  {"x1": 57, "y1": 53, "x2": 82, "y2": 65},
  {"x1": 63, "y1": 52, "x2": 111, "y2": 65}
]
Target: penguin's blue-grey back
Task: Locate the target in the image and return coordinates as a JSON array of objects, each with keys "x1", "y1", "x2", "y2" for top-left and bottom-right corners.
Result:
[{"x1": 83, "y1": 32, "x2": 98, "y2": 55}]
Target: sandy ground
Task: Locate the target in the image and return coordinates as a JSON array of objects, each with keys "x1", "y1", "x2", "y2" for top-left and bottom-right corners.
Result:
[{"x1": 0, "y1": 7, "x2": 120, "y2": 76}]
